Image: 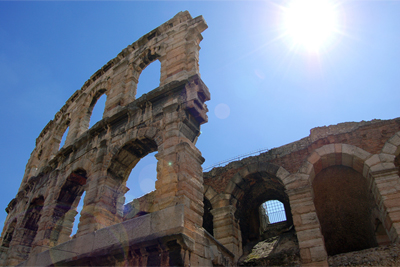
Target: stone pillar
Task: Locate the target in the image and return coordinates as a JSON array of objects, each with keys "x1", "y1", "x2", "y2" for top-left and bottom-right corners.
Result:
[
  {"x1": 103, "y1": 63, "x2": 140, "y2": 118},
  {"x1": 30, "y1": 202, "x2": 56, "y2": 253},
  {"x1": 211, "y1": 205, "x2": 242, "y2": 260},
  {"x1": 144, "y1": 92, "x2": 206, "y2": 241},
  {"x1": 160, "y1": 15, "x2": 207, "y2": 86},
  {"x1": 153, "y1": 141, "x2": 205, "y2": 239},
  {"x1": 76, "y1": 176, "x2": 129, "y2": 237},
  {"x1": 287, "y1": 186, "x2": 328, "y2": 266},
  {"x1": 370, "y1": 166, "x2": 400, "y2": 243}
]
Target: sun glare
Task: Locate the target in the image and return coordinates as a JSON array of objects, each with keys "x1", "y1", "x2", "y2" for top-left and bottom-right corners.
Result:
[{"x1": 283, "y1": 0, "x2": 340, "y2": 52}]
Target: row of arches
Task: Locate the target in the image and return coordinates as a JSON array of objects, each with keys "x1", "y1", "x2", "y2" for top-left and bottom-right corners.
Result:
[
  {"x1": 1, "y1": 12, "x2": 210, "y2": 266},
  {"x1": 1, "y1": 106, "x2": 209, "y2": 264},
  {"x1": 12, "y1": 60, "x2": 163, "y2": 252},
  {"x1": 57, "y1": 61, "x2": 162, "y2": 155},
  {"x1": 1, "y1": 139, "x2": 160, "y2": 262},
  {"x1": 23, "y1": 57, "x2": 163, "y2": 186},
  {"x1": 3, "y1": 130, "x2": 399, "y2": 265},
  {"x1": 203, "y1": 133, "x2": 400, "y2": 263}
]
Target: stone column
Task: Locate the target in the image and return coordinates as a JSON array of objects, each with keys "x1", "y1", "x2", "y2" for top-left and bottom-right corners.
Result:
[
  {"x1": 30, "y1": 202, "x2": 56, "y2": 253},
  {"x1": 150, "y1": 76, "x2": 209, "y2": 261},
  {"x1": 211, "y1": 205, "x2": 242, "y2": 260},
  {"x1": 287, "y1": 186, "x2": 328, "y2": 266},
  {"x1": 76, "y1": 176, "x2": 129, "y2": 237},
  {"x1": 153, "y1": 141, "x2": 205, "y2": 239}
]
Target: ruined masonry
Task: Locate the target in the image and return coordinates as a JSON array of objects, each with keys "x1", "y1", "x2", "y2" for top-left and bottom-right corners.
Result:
[{"x1": 1, "y1": 11, "x2": 400, "y2": 267}]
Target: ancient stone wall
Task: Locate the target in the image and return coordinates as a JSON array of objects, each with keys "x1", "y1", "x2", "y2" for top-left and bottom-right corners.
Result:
[
  {"x1": 1, "y1": 10, "x2": 399, "y2": 267},
  {"x1": 204, "y1": 117, "x2": 400, "y2": 266},
  {"x1": 0, "y1": 11, "x2": 230, "y2": 267}
]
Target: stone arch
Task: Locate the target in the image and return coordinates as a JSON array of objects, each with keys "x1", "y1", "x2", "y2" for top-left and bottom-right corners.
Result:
[
  {"x1": 18, "y1": 196, "x2": 44, "y2": 259},
  {"x1": 1, "y1": 219, "x2": 17, "y2": 248},
  {"x1": 81, "y1": 86, "x2": 108, "y2": 130},
  {"x1": 65, "y1": 79, "x2": 110, "y2": 143},
  {"x1": 230, "y1": 163, "x2": 293, "y2": 247},
  {"x1": 224, "y1": 162, "x2": 291, "y2": 200},
  {"x1": 300, "y1": 144, "x2": 372, "y2": 184},
  {"x1": 302, "y1": 143, "x2": 398, "y2": 236},
  {"x1": 209, "y1": 162, "x2": 293, "y2": 259},
  {"x1": 128, "y1": 49, "x2": 162, "y2": 102},
  {"x1": 71, "y1": 135, "x2": 161, "y2": 235},
  {"x1": 47, "y1": 169, "x2": 87, "y2": 246},
  {"x1": 381, "y1": 131, "x2": 400, "y2": 158},
  {"x1": 296, "y1": 143, "x2": 395, "y2": 257},
  {"x1": 107, "y1": 137, "x2": 159, "y2": 182},
  {"x1": 53, "y1": 114, "x2": 71, "y2": 151},
  {"x1": 378, "y1": 130, "x2": 400, "y2": 185}
]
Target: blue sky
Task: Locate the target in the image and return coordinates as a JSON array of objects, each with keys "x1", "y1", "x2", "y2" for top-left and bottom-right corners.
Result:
[{"x1": 0, "y1": 1, "x2": 399, "y2": 228}]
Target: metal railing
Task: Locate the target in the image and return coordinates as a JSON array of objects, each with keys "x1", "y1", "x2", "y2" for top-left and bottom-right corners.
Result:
[{"x1": 204, "y1": 147, "x2": 270, "y2": 171}]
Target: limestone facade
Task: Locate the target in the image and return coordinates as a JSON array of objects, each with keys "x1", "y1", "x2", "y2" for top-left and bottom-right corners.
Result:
[{"x1": 1, "y1": 11, "x2": 400, "y2": 267}]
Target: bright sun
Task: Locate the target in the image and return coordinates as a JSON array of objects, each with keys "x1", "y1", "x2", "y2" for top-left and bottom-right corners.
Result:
[{"x1": 283, "y1": 0, "x2": 340, "y2": 52}]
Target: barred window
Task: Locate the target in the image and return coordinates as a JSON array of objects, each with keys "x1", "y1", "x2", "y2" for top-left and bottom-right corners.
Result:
[{"x1": 262, "y1": 200, "x2": 286, "y2": 224}]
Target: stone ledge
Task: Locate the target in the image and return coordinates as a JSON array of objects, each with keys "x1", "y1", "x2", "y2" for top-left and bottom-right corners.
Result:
[{"x1": 17, "y1": 204, "x2": 192, "y2": 267}]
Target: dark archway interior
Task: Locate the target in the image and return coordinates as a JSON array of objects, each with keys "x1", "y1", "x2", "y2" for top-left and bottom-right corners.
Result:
[
  {"x1": 313, "y1": 165, "x2": 378, "y2": 256},
  {"x1": 203, "y1": 197, "x2": 213, "y2": 236},
  {"x1": 21, "y1": 197, "x2": 44, "y2": 247},
  {"x1": 49, "y1": 170, "x2": 87, "y2": 243},
  {"x1": 235, "y1": 172, "x2": 292, "y2": 249},
  {"x1": 1, "y1": 219, "x2": 17, "y2": 248}
]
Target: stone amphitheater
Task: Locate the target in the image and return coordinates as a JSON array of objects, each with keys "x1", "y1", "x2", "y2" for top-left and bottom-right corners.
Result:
[{"x1": 0, "y1": 11, "x2": 399, "y2": 267}]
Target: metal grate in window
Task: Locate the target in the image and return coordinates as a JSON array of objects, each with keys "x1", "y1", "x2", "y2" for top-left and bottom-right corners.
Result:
[{"x1": 262, "y1": 200, "x2": 287, "y2": 224}]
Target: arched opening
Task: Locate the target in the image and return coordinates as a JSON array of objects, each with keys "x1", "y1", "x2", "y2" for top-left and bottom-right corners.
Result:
[
  {"x1": 203, "y1": 197, "x2": 214, "y2": 236},
  {"x1": 1, "y1": 219, "x2": 17, "y2": 248},
  {"x1": 236, "y1": 173, "x2": 292, "y2": 248},
  {"x1": 48, "y1": 170, "x2": 87, "y2": 245},
  {"x1": 20, "y1": 196, "x2": 44, "y2": 248},
  {"x1": 107, "y1": 138, "x2": 158, "y2": 220},
  {"x1": 71, "y1": 191, "x2": 86, "y2": 237},
  {"x1": 313, "y1": 165, "x2": 378, "y2": 255},
  {"x1": 136, "y1": 60, "x2": 161, "y2": 98},
  {"x1": 80, "y1": 89, "x2": 107, "y2": 131},
  {"x1": 88, "y1": 93, "x2": 107, "y2": 128},
  {"x1": 233, "y1": 172, "x2": 293, "y2": 252},
  {"x1": 59, "y1": 126, "x2": 69, "y2": 149},
  {"x1": 125, "y1": 151, "x2": 157, "y2": 203},
  {"x1": 123, "y1": 152, "x2": 157, "y2": 220},
  {"x1": 235, "y1": 171, "x2": 298, "y2": 265}
]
